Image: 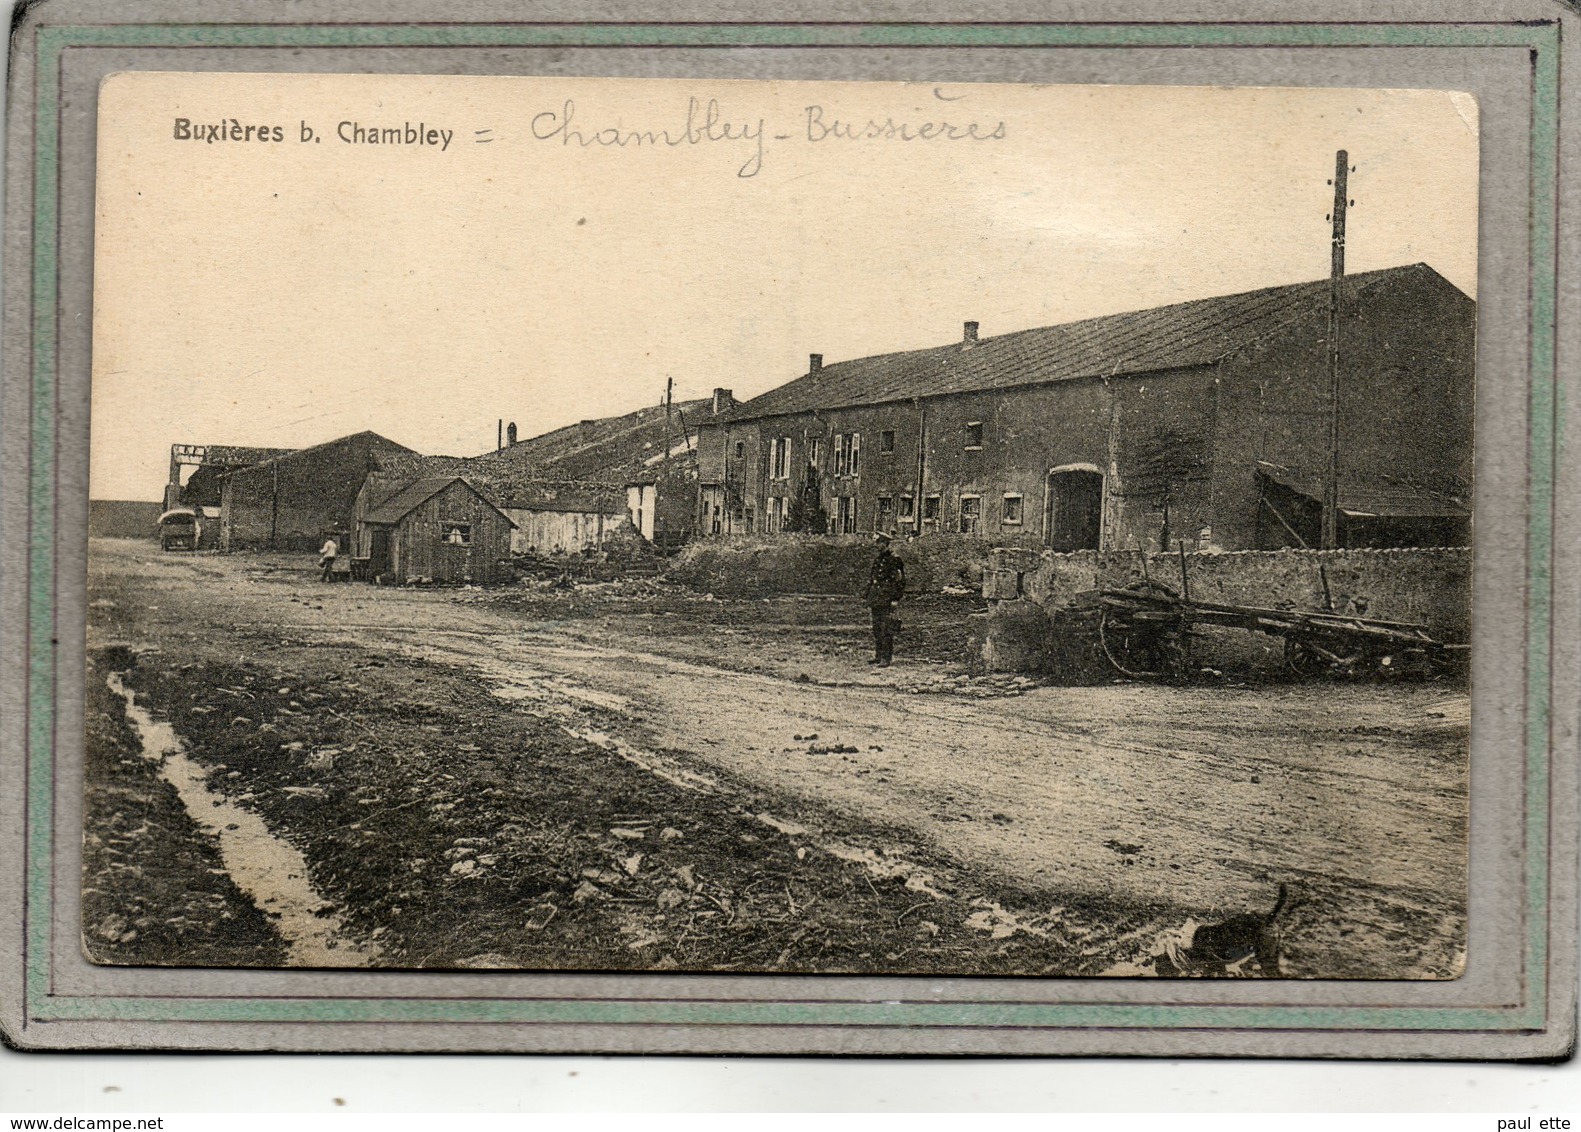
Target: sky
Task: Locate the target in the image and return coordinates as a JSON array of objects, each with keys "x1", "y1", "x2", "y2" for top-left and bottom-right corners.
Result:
[{"x1": 91, "y1": 73, "x2": 1478, "y2": 500}]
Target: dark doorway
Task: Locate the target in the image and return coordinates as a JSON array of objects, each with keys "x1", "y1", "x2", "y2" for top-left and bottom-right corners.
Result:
[
  {"x1": 1046, "y1": 469, "x2": 1103, "y2": 551},
  {"x1": 369, "y1": 527, "x2": 392, "y2": 576}
]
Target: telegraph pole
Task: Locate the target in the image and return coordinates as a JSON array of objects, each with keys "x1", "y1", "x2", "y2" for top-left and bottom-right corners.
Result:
[
  {"x1": 1321, "y1": 150, "x2": 1350, "y2": 550},
  {"x1": 663, "y1": 376, "x2": 674, "y2": 470}
]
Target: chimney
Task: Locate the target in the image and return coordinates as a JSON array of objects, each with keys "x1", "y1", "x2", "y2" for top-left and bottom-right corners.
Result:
[
  {"x1": 809, "y1": 353, "x2": 823, "y2": 373},
  {"x1": 711, "y1": 388, "x2": 734, "y2": 415},
  {"x1": 962, "y1": 321, "x2": 979, "y2": 349}
]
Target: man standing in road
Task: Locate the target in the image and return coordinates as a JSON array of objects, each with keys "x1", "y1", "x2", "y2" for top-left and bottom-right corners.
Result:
[
  {"x1": 318, "y1": 532, "x2": 339, "y2": 582},
  {"x1": 863, "y1": 531, "x2": 906, "y2": 666}
]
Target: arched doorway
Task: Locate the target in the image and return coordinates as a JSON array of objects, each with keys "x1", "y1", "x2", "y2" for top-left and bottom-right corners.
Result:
[{"x1": 1045, "y1": 466, "x2": 1104, "y2": 551}]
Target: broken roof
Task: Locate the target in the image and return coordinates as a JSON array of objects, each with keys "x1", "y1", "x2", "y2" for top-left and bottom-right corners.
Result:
[
  {"x1": 229, "y1": 430, "x2": 417, "y2": 475},
  {"x1": 492, "y1": 480, "x2": 626, "y2": 514},
  {"x1": 198, "y1": 444, "x2": 296, "y2": 466},
  {"x1": 473, "y1": 396, "x2": 712, "y2": 481},
  {"x1": 1256, "y1": 462, "x2": 1470, "y2": 518},
  {"x1": 718, "y1": 263, "x2": 1469, "y2": 421},
  {"x1": 370, "y1": 452, "x2": 477, "y2": 481}
]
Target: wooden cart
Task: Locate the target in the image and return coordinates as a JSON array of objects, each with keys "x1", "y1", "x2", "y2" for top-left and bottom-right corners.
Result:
[{"x1": 1096, "y1": 581, "x2": 1455, "y2": 681}]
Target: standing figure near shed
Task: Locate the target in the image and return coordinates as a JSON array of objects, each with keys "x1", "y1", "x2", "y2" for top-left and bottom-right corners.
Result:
[
  {"x1": 864, "y1": 531, "x2": 906, "y2": 666},
  {"x1": 318, "y1": 532, "x2": 339, "y2": 582}
]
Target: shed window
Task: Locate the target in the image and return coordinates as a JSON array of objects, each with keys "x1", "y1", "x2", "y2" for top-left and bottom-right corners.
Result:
[
  {"x1": 880, "y1": 429, "x2": 896, "y2": 454},
  {"x1": 1002, "y1": 494, "x2": 1025, "y2": 525},
  {"x1": 442, "y1": 522, "x2": 472, "y2": 546},
  {"x1": 958, "y1": 495, "x2": 982, "y2": 534},
  {"x1": 964, "y1": 422, "x2": 984, "y2": 449},
  {"x1": 922, "y1": 494, "x2": 941, "y2": 526},
  {"x1": 876, "y1": 495, "x2": 896, "y2": 530},
  {"x1": 734, "y1": 440, "x2": 745, "y2": 461},
  {"x1": 899, "y1": 495, "x2": 916, "y2": 523}
]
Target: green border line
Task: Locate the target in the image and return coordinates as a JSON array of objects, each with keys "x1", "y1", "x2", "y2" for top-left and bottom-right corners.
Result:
[
  {"x1": 29, "y1": 21, "x2": 1563, "y2": 49},
  {"x1": 1524, "y1": 24, "x2": 1560, "y2": 1041},
  {"x1": 28, "y1": 18, "x2": 1558, "y2": 1034}
]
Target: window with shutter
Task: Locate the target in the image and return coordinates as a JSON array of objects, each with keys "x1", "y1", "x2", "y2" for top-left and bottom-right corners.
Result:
[{"x1": 959, "y1": 495, "x2": 982, "y2": 534}]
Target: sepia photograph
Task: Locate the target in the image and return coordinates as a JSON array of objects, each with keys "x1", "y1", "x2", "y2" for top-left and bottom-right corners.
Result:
[{"x1": 84, "y1": 70, "x2": 1478, "y2": 981}]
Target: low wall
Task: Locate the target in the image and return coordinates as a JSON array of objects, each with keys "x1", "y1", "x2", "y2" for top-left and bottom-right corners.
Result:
[
  {"x1": 978, "y1": 546, "x2": 1471, "y2": 677},
  {"x1": 88, "y1": 500, "x2": 162, "y2": 540},
  {"x1": 665, "y1": 533, "x2": 992, "y2": 596}
]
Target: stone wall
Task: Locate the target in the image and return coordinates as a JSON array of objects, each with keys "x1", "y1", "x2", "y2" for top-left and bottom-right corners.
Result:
[
  {"x1": 665, "y1": 533, "x2": 993, "y2": 596},
  {"x1": 978, "y1": 545, "x2": 1471, "y2": 677}
]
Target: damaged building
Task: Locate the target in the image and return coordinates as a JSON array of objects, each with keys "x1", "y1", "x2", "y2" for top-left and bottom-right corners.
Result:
[
  {"x1": 697, "y1": 262, "x2": 1473, "y2": 551},
  {"x1": 474, "y1": 388, "x2": 736, "y2": 549},
  {"x1": 216, "y1": 431, "x2": 417, "y2": 551},
  {"x1": 489, "y1": 479, "x2": 629, "y2": 556},
  {"x1": 164, "y1": 443, "x2": 297, "y2": 549}
]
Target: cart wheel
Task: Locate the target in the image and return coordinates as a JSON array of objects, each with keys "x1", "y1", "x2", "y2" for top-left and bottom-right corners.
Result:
[
  {"x1": 1100, "y1": 609, "x2": 1186, "y2": 680},
  {"x1": 1100, "y1": 609, "x2": 1156, "y2": 679},
  {"x1": 1284, "y1": 637, "x2": 1364, "y2": 679},
  {"x1": 1284, "y1": 638, "x2": 1326, "y2": 678}
]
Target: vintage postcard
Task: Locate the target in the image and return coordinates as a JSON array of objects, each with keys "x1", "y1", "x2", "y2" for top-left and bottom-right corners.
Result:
[
  {"x1": 86, "y1": 70, "x2": 1478, "y2": 979},
  {"x1": 5, "y1": 6, "x2": 1574, "y2": 1059}
]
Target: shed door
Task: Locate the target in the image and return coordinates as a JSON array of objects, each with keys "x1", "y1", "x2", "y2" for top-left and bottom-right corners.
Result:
[
  {"x1": 1046, "y1": 470, "x2": 1103, "y2": 551},
  {"x1": 369, "y1": 528, "x2": 392, "y2": 575}
]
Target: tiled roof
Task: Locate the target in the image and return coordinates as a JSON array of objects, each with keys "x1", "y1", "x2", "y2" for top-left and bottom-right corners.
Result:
[{"x1": 719, "y1": 263, "x2": 1466, "y2": 421}]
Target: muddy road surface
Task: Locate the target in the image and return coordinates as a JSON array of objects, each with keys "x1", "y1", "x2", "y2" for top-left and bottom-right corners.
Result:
[{"x1": 84, "y1": 539, "x2": 1467, "y2": 978}]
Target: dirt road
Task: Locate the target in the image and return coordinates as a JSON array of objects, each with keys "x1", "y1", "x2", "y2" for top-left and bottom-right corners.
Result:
[{"x1": 85, "y1": 540, "x2": 1468, "y2": 978}]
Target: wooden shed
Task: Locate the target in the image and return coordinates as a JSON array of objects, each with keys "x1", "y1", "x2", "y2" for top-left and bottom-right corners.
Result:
[{"x1": 351, "y1": 475, "x2": 516, "y2": 584}]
